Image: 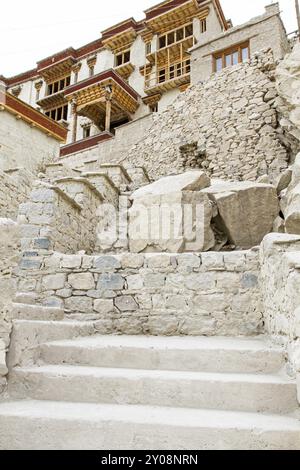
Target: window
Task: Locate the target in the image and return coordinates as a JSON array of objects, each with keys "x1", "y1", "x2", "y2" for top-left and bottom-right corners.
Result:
[
  {"x1": 146, "y1": 42, "x2": 152, "y2": 55},
  {"x1": 159, "y1": 36, "x2": 166, "y2": 49},
  {"x1": 47, "y1": 76, "x2": 70, "y2": 96},
  {"x1": 156, "y1": 58, "x2": 190, "y2": 85},
  {"x1": 158, "y1": 23, "x2": 193, "y2": 50},
  {"x1": 242, "y1": 47, "x2": 249, "y2": 62},
  {"x1": 149, "y1": 103, "x2": 158, "y2": 113},
  {"x1": 167, "y1": 31, "x2": 175, "y2": 46},
  {"x1": 214, "y1": 42, "x2": 250, "y2": 72},
  {"x1": 158, "y1": 68, "x2": 166, "y2": 83},
  {"x1": 45, "y1": 104, "x2": 68, "y2": 122},
  {"x1": 115, "y1": 50, "x2": 131, "y2": 67},
  {"x1": 83, "y1": 126, "x2": 91, "y2": 139},
  {"x1": 200, "y1": 19, "x2": 207, "y2": 33},
  {"x1": 185, "y1": 24, "x2": 193, "y2": 37}
]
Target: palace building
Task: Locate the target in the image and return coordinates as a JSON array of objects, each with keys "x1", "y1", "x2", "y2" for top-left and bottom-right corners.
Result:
[{"x1": 0, "y1": 0, "x2": 290, "y2": 159}]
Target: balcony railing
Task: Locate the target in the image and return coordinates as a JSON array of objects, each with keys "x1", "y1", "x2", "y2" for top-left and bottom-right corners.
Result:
[{"x1": 145, "y1": 57, "x2": 191, "y2": 92}]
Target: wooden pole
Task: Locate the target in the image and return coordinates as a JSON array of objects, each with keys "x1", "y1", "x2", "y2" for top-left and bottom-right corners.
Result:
[
  {"x1": 296, "y1": 0, "x2": 300, "y2": 40},
  {"x1": 71, "y1": 100, "x2": 77, "y2": 142},
  {"x1": 105, "y1": 95, "x2": 112, "y2": 132}
]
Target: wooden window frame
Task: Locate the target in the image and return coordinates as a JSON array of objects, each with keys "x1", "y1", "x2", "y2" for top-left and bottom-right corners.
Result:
[
  {"x1": 45, "y1": 104, "x2": 69, "y2": 122},
  {"x1": 213, "y1": 41, "x2": 250, "y2": 73},
  {"x1": 46, "y1": 75, "x2": 71, "y2": 96},
  {"x1": 83, "y1": 125, "x2": 91, "y2": 139},
  {"x1": 157, "y1": 22, "x2": 194, "y2": 51},
  {"x1": 115, "y1": 49, "x2": 131, "y2": 67},
  {"x1": 200, "y1": 19, "x2": 207, "y2": 34}
]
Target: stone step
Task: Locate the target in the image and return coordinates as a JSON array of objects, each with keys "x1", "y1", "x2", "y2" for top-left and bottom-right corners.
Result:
[
  {"x1": 9, "y1": 304, "x2": 64, "y2": 321},
  {"x1": 8, "y1": 320, "x2": 104, "y2": 369},
  {"x1": 38, "y1": 335, "x2": 285, "y2": 374},
  {"x1": 0, "y1": 400, "x2": 299, "y2": 450},
  {"x1": 82, "y1": 172, "x2": 120, "y2": 207},
  {"x1": 9, "y1": 365, "x2": 298, "y2": 414},
  {"x1": 98, "y1": 164, "x2": 132, "y2": 190}
]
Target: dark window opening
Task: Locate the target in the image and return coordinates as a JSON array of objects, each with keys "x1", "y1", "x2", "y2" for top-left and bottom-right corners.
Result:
[
  {"x1": 201, "y1": 19, "x2": 207, "y2": 33},
  {"x1": 83, "y1": 126, "x2": 91, "y2": 139}
]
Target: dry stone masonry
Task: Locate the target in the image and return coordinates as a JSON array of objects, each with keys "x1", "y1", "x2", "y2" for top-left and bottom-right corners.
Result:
[
  {"x1": 121, "y1": 50, "x2": 294, "y2": 182},
  {"x1": 0, "y1": 219, "x2": 20, "y2": 391},
  {"x1": 16, "y1": 251, "x2": 262, "y2": 337}
]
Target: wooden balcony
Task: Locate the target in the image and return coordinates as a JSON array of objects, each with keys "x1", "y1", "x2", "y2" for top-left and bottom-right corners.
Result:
[
  {"x1": 144, "y1": 57, "x2": 191, "y2": 94},
  {"x1": 146, "y1": 36, "x2": 195, "y2": 64}
]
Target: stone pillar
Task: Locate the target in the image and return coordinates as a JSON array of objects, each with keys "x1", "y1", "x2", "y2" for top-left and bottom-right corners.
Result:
[
  {"x1": 72, "y1": 63, "x2": 82, "y2": 85},
  {"x1": 71, "y1": 100, "x2": 78, "y2": 142},
  {"x1": 34, "y1": 80, "x2": 43, "y2": 102}
]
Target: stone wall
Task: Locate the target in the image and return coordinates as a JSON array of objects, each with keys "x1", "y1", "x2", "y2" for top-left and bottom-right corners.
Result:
[
  {"x1": 18, "y1": 181, "x2": 102, "y2": 255},
  {"x1": 60, "y1": 114, "x2": 154, "y2": 170},
  {"x1": 0, "y1": 168, "x2": 32, "y2": 220},
  {"x1": 260, "y1": 233, "x2": 300, "y2": 376},
  {"x1": 0, "y1": 219, "x2": 20, "y2": 393},
  {"x1": 16, "y1": 250, "x2": 263, "y2": 337},
  {"x1": 0, "y1": 108, "x2": 59, "y2": 174},
  {"x1": 276, "y1": 43, "x2": 300, "y2": 155},
  {"x1": 120, "y1": 50, "x2": 291, "y2": 182}
]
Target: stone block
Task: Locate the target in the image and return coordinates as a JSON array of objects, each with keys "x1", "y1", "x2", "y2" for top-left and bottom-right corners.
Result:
[
  {"x1": 144, "y1": 273, "x2": 166, "y2": 289},
  {"x1": 129, "y1": 172, "x2": 214, "y2": 253},
  {"x1": 19, "y1": 258, "x2": 42, "y2": 270},
  {"x1": 201, "y1": 253, "x2": 225, "y2": 271},
  {"x1": 65, "y1": 296, "x2": 93, "y2": 313},
  {"x1": 68, "y1": 273, "x2": 95, "y2": 290},
  {"x1": 115, "y1": 295, "x2": 139, "y2": 312},
  {"x1": 93, "y1": 256, "x2": 121, "y2": 271},
  {"x1": 185, "y1": 273, "x2": 216, "y2": 291},
  {"x1": 121, "y1": 253, "x2": 144, "y2": 269},
  {"x1": 33, "y1": 238, "x2": 51, "y2": 250},
  {"x1": 202, "y1": 181, "x2": 279, "y2": 248},
  {"x1": 146, "y1": 254, "x2": 171, "y2": 269},
  {"x1": 0, "y1": 340, "x2": 8, "y2": 376},
  {"x1": 241, "y1": 272, "x2": 259, "y2": 289},
  {"x1": 177, "y1": 254, "x2": 201, "y2": 269},
  {"x1": 97, "y1": 273, "x2": 125, "y2": 291},
  {"x1": 93, "y1": 299, "x2": 114, "y2": 314},
  {"x1": 61, "y1": 256, "x2": 82, "y2": 269},
  {"x1": 126, "y1": 274, "x2": 144, "y2": 290},
  {"x1": 42, "y1": 274, "x2": 66, "y2": 291}
]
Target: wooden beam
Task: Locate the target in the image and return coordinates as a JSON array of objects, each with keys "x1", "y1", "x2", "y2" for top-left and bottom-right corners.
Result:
[{"x1": 105, "y1": 95, "x2": 112, "y2": 132}]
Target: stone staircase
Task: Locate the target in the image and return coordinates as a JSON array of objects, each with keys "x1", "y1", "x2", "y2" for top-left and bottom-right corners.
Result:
[{"x1": 0, "y1": 315, "x2": 299, "y2": 450}]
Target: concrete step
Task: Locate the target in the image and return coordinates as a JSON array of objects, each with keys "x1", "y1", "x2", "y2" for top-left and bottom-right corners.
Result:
[
  {"x1": 9, "y1": 365, "x2": 298, "y2": 414},
  {"x1": 0, "y1": 400, "x2": 299, "y2": 450},
  {"x1": 38, "y1": 335, "x2": 285, "y2": 374},
  {"x1": 9, "y1": 304, "x2": 64, "y2": 321},
  {"x1": 8, "y1": 320, "x2": 104, "y2": 368}
]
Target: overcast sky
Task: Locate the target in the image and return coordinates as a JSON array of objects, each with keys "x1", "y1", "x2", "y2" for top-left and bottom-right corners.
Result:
[{"x1": 0, "y1": 0, "x2": 296, "y2": 77}]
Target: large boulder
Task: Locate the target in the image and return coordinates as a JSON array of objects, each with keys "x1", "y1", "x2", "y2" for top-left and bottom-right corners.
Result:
[
  {"x1": 283, "y1": 183, "x2": 300, "y2": 235},
  {"x1": 201, "y1": 181, "x2": 279, "y2": 248},
  {"x1": 281, "y1": 154, "x2": 300, "y2": 235},
  {"x1": 129, "y1": 171, "x2": 214, "y2": 253}
]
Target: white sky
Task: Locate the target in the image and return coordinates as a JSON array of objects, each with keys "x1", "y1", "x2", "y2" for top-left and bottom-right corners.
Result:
[{"x1": 0, "y1": 0, "x2": 296, "y2": 77}]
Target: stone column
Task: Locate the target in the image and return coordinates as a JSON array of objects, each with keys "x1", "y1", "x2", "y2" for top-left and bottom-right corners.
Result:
[{"x1": 34, "y1": 80, "x2": 43, "y2": 102}]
